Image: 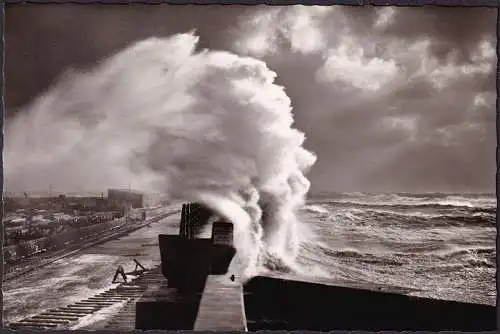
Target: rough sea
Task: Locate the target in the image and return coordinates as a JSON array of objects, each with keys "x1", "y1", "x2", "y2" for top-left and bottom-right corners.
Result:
[{"x1": 292, "y1": 193, "x2": 496, "y2": 305}]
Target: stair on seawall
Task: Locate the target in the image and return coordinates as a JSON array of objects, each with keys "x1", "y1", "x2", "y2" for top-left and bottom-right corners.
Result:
[
  {"x1": 194, "y1": 274, "x2": 247, "y2": 331},
  {"x1": 91, "y1": 268, "x2": 168, "y2": 330},
  {"x1": 8, "y1": 266, "x2": 162, "y2": 331}
]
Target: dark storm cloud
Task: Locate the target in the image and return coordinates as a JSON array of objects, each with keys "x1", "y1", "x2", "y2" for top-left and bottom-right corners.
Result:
[{"x1": 5, "y1": 4, "x2": 252, "y2": 114}]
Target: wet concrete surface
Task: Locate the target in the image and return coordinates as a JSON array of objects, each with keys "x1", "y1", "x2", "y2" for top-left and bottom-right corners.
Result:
[{"x1": 3, "y1": 212, "x2": 181, "y2": 325}]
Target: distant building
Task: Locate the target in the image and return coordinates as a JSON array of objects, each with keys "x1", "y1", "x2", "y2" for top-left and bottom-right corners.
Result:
[
  {"x1": 143, "y1": 193, "x2": 168, "y2": 208},
  {"x1": 58, "y1": 195, "x2": 107, "y2": 212},
  {"x1": 107, "y1": 189, "x2": 144, "y2": 209}
]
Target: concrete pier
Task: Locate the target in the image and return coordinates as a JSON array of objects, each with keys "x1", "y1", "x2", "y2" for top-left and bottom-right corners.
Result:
[{"x1": 194, "y1": 275, "x2": 247, "y2": 331}]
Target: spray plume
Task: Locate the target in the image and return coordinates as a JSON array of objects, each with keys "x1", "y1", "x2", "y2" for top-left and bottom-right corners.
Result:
[{"x1": 4, "y1": 32, "x2": 317, "y2": 278}]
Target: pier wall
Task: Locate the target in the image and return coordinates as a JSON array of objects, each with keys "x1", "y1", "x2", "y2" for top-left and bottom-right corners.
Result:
[{"x1": 244, "y1": 276, "x2": 496, "y2": 331}]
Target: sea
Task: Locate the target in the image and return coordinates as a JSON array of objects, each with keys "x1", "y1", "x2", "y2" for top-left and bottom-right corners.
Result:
[{"x1": 292, "y1": 192, "x2": 496, "y2": 305}]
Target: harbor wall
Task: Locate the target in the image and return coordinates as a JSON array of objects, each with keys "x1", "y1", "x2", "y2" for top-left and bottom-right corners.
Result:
[{"x1": 243, "y1": 276, "x2": 496, "y2": 331}]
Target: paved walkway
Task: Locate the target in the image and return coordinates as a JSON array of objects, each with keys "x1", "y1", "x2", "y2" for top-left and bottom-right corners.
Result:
[{"x1": 194, "y1": 274, "x2": 247, "y2": 331}]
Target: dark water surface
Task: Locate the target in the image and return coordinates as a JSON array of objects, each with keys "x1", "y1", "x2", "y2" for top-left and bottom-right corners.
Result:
[{"x1": 292, "y1": 193, "x2": 495, "y2": 305}]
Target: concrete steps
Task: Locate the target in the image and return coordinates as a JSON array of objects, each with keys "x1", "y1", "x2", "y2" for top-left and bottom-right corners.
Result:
[{"x1": 7, "y1": 266, "x2": 162, "y2": 330}]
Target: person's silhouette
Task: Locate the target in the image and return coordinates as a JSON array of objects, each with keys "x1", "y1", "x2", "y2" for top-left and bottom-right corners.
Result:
[{"x1": 230, "y1": 274, "x2": 235, "y2": 282}]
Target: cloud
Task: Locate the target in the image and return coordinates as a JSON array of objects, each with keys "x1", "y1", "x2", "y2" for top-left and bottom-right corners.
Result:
[
  {"x1": 379, "y1": 115, "x2": 419, "y2": 141},
  {"x1": 376, "y1": 7, "x2": 497, "y2": 65},
  {"x1": 373, "y1": 7, "x2": 396, "y2": 30},
  {"x1": 318, "y1": 36, "x2": 399, "y2": 91},
  {"x1": 5, "y1": 4, "x2": 253, "y2": 113},
  {"x1": 232, "y1": 6, "x2": 496, "y2": 192},
  {"x1": 5, "y1": 5, "x2": 497, "y2": 193},
  {"x1": 427, "y1": 39, "x2": 495, "y2": 90},
  {"x1": 233, "y1": 6, "x2": 334, "y2": 57}
]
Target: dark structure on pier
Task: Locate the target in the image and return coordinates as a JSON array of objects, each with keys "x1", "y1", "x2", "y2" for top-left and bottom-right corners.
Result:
[
  {"x1": 135, "y1": 203, "x2": 240, "y2": 330},
  {"x1": 134, "y1": 202, "x2": 496, "y2": 332}
]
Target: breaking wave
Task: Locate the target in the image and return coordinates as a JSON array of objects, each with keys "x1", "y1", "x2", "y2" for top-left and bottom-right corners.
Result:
[{"x1": 4, "y1": 32, "x2": 316, "y2": 279}]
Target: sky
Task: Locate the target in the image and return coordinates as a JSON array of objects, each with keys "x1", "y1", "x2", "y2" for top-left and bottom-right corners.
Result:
[{"x1": 5, "y1": 4, "x2": 498, "y2": 194}]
